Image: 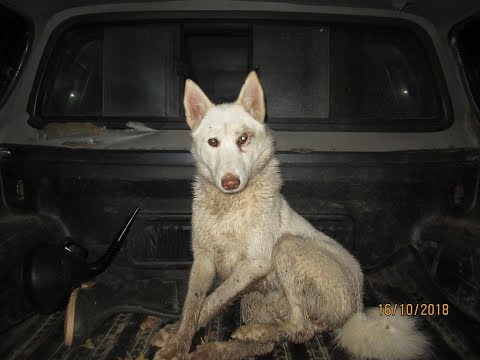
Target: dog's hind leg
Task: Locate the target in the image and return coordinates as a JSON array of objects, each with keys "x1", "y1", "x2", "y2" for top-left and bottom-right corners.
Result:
[
  {"x1": 188, "y1": 340, "x2": 275, "y2": 360},
  {"x1": 275, "y1": 238, "x2": 316, "y2": 342},
  {"x1": 233, "y1": 234, "x2": 326, "y2": 344}
]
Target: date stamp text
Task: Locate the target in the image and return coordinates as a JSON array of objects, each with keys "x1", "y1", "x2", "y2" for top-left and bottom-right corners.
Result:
[{"x1": 378, "y1": 303, "x2": 449, "y2": 316}]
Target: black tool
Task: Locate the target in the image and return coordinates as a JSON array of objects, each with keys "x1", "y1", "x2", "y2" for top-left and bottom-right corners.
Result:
[{"x1": 22, "y1": 207, "x2": 140, "y2": 314}]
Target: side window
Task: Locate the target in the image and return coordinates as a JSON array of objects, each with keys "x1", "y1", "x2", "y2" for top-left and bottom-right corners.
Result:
[
  {"x1": 43, "y1": 28, "x2": 102, "y2": 116},
  {"x1": 253, "y1": 25, "x2": 330, "y2": 120},
  {"x1": 452, "y1": 17, "x2": 480, "y2": 114},
  {"x1": 184, "y1": 25, "x2": 250, "y2": 104},
  {"x1": 333, "y1": 25, "x2": 439, "y2": 122},
  {"x1": 0, "y1": 5, "x2": 30, "y2": 106},
  {"x1": 41, "y1": 24, "x2": 179, "y2": 119}
]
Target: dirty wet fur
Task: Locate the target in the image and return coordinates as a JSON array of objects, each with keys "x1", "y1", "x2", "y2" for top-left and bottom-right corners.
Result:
[{"x1": 152, "y1": 72, "x2": 428, "y2": 360}]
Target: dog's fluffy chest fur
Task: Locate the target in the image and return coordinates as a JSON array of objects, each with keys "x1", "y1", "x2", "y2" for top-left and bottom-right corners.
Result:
[
  {"x1": 193, "y1": 206, "x2": 258, "y2": 279},
  {"x1": 191, "y1": 164, "x2": 281, "y2": 279}
]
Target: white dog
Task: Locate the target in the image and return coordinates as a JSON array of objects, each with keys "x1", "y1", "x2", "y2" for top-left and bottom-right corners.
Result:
[{"x1": 151, "y1": 72, "x2": 428, "y2": 360}]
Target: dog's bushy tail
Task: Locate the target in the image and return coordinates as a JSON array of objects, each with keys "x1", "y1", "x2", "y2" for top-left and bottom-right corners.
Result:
[{"x1": 335, "y1": 307, "x2": 428, "y2": 360}]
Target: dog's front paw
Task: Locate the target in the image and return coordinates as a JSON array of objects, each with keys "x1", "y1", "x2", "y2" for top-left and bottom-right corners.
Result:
[
  {"x1": 231, "y1": 323, "x2": 275, "y2": 342},
  {"x1": 188, "y1": 342, "x2": 222, "y2": 360},
  {"x1": 278, "y1": 322, "x2": 315, "y2": 343},
  {"x1": 151, "y1": 323, "x2": 190, "y2": 360},
  {"x1": 153, "y1": 339, "x2": 189, "y2": 360},
  {"x1": 150, "y1": 321, "x2": 180, "y2": 348}
]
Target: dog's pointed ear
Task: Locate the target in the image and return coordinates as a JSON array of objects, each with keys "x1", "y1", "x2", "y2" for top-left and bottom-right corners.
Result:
[
  {"x1": 184, "y1": 79, "x2": 213, "y2": 129},
  {"x1": 236, "y1": 71, "x2": 266, "y2": 123}
]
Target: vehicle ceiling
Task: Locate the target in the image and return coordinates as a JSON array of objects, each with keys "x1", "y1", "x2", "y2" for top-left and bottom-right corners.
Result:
[{"x1": 2, "y1": 0, "x2": 479, "y2": 29}]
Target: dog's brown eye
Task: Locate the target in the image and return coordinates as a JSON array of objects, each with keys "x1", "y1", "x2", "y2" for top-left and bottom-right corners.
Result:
[
  {"x1": 207, "y1": 138, "x2": 219, "y2": 147},
  {"x1": 237, "y1": 134, "x2": 249, "y2": 146}
]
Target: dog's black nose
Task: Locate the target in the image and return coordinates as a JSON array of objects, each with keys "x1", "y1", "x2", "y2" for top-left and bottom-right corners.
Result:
[{"x1": 221, "y1": 174, "x2": 240, "y2": 190}]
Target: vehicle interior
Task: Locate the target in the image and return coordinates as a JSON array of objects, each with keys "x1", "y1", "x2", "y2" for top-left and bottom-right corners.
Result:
[{"x1": 0, "y1": 0, "x2": 479, "y2": 359}]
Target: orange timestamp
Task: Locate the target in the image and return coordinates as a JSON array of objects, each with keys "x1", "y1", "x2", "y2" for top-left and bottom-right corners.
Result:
[{"x1": 378, "y1": 303, "x2": 449, "y2": 316}]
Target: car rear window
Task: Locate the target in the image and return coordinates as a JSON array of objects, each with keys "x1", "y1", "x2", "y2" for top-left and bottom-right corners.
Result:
[
  {"x1": 36, "y1": 20, "x2": 446, "y2": 131},
  {"x1": 451, "y1": 17, "x2": 480, "y2": 116},
  {"x1": 0, "y1": 6, "x2": 30, "y2": 107}
]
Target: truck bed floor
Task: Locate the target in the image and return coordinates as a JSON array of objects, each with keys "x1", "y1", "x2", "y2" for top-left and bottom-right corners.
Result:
[{"x1": 2, "y1": 248, "x2": 479, "y2": 360}]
